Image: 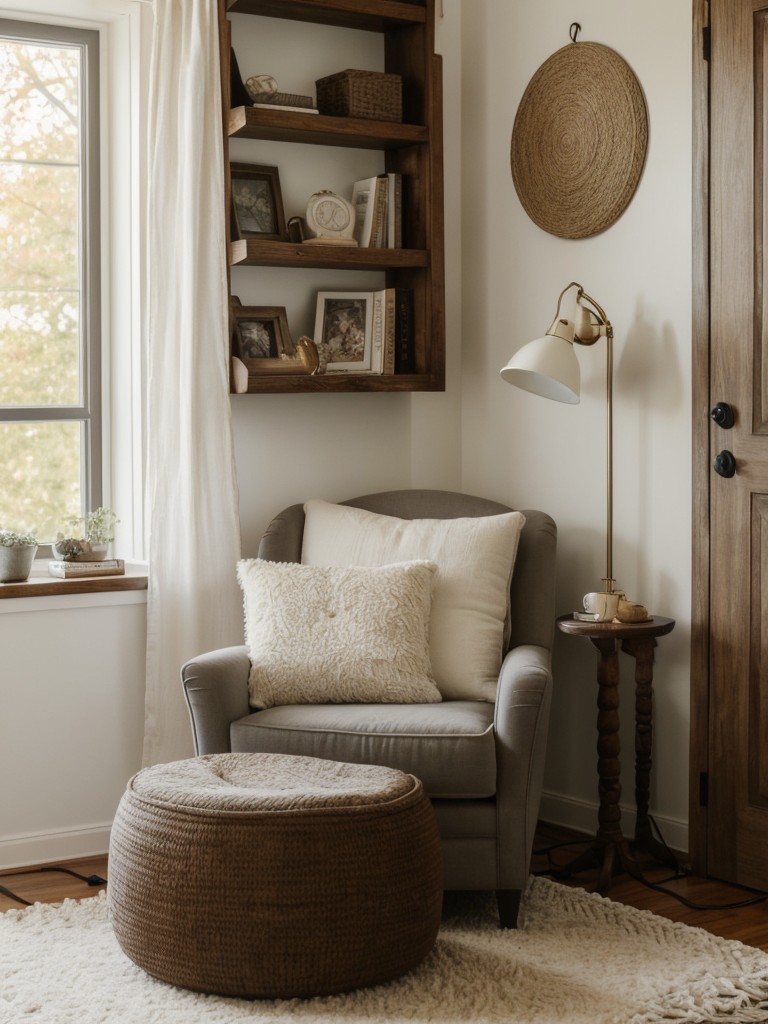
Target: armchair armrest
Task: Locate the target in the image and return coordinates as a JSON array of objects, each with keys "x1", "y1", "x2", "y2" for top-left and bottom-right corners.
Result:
[
  {"x1": 493, "y1": 644, "x2": 553, "y2": 889},
  {"x1": 181, "y1": 645, "x2": 251, "y2": 755}
]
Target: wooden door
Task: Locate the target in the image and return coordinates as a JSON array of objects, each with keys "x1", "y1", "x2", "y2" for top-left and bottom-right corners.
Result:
[{"x1": 693, "y1": 0, "x2": 768, "y2": 887}]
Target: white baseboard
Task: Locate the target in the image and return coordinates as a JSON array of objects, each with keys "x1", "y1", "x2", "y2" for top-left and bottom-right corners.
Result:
[
  {"x1": 539, "y1": 790, "x2": 689, "y2": 856},
  {"x1": 0, "y1": 796, "x2": 689, "y2": 872},
  {"x1": 0, "y1": 825, "x2": 111, "y2": 870}
]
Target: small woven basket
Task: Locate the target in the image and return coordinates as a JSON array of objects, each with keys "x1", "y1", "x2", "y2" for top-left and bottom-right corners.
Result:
[{"x1": 316, "y1": 69, "x2": 402, "y2": 122}]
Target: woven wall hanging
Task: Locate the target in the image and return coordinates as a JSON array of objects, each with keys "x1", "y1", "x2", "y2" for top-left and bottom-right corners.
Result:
[{"x1": 510, "y1": 33, "x2": 648, "y2": 239}]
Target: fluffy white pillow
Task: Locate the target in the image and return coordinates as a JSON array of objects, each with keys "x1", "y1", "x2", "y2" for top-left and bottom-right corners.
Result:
[
  {"x1": 301, "y1": 499, "x2": 525, "y2": 702},
  {"x1": 237, "y1": 558, "x2": 442, "y2": 709}
]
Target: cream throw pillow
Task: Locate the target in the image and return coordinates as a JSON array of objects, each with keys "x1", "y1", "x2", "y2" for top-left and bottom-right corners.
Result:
[
  {"x1": 301, "y1": 499, "x2": 525, "y2": 702},
  {"x1": 237, "y1": 558, "x2": 441, "y2": 709}
]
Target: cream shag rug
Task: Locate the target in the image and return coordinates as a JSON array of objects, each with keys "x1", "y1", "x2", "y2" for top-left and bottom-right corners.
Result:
[{"x1": 2, "y1": 876, "x2": 768, "y2": 1024}]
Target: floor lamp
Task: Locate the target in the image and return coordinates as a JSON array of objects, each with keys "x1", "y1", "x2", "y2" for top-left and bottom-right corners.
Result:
[{"x1": 499, "y1": 281, "x2": 642, "y2": 621}]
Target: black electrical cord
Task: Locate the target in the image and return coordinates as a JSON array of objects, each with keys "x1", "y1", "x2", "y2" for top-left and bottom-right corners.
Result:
[
  {"x1": 534, "y1": 816, "x2": 768, "y2": 912},
  {"x1": 0, "y1": 866, "x2": 107, "y2": 907},
  {"x1": 0, "y1": 884, "x2": 30, "y2": 907}
]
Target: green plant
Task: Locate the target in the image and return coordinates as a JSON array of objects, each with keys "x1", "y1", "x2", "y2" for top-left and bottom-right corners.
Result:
[
  {"x1": 63, "y1": 506, "x2": 119, "y2": 544},
  {"x1": 0, "y1": 529, "x2": 37, "y2": 547}
]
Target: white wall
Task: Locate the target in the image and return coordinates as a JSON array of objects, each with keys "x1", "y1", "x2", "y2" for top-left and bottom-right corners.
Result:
[
  {"x1": 457, "y1": 0, "x2": 692, "y2": 848},
  {"x1": 0, "y1": 590, "x2": 147, "y2": 868}
]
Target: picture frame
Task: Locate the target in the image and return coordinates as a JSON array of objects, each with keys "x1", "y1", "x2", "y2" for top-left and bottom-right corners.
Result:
[
  {"x1": 313, "y1": 291, "x2": 374, "y2": 372},
  {"x1": 230, "y1": 162, "x2": 288, "y2": 241},
  {"x1": 232, "y1": 301, "x2": 305, "y2": 377}
]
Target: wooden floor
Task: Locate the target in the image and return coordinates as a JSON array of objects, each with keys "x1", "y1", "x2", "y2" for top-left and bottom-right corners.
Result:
[{"x1": 2, "y1": 822, "x2": 768, "y2": 952}]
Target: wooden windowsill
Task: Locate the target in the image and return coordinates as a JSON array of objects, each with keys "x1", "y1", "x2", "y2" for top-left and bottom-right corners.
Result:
[{"x1": 0, "y1": 562, "x2": 148, "y2": 599}]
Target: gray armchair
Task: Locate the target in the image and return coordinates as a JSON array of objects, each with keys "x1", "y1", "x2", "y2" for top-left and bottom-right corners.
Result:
[{"x1": 182, "y1": 490, "x2": 556, "y2": 927}]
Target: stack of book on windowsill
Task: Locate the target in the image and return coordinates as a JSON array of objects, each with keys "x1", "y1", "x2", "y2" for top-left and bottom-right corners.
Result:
[{"x1": 48, "y1": 559, "x2": 125, "y2": 579}]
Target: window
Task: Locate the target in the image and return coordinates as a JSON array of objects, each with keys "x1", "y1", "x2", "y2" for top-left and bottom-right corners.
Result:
[{"x1": 0, "y1": 19, "x2": 101, "y2": 545}]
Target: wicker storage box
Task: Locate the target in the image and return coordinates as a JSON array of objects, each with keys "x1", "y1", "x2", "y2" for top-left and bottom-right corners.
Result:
[{"x1": 316, "y1": 69, "x2": 402, "y2": 122}]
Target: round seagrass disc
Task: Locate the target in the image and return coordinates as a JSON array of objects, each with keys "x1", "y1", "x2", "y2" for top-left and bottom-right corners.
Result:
[{"x1": 510, "y1": 41, "x2": 648, "y2": 239}]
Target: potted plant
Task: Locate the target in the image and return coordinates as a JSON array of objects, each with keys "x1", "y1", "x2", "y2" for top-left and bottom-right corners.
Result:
[
  {"x1": 52, "y1": 507, "x2": 119, "y2": 562},
  {"x1": 0, "y1": 530, "x2": 38, "y2": 583}
]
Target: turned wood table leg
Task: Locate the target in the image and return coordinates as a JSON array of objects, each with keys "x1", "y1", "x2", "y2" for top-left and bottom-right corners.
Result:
[
  {"x1": 622, "y1": 636, "x2": 679, "y2": 869},
  {"x1": 592, "y1": 637, "x2": 623, "y2": 844}
]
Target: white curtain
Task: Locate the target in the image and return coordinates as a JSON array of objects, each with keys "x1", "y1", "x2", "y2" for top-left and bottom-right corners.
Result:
[{"x1": 143, "y1": 0, "x2": 243, "y2": 766}]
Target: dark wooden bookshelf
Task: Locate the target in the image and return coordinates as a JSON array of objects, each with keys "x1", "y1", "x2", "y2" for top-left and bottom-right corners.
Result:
[{"x1": 220, "y1": 0, "x2": 444, "y2": 394}]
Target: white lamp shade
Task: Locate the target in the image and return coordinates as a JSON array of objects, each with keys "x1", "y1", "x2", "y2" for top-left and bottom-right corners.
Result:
[{"x1": 499, "y1": 333, "x2": 581, "y2": 404}]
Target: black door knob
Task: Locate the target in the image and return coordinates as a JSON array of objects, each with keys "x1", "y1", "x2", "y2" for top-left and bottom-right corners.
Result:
[
  {"x1": 711, "y1": 402, "x2": 735, "y2": 428},
  {"x1": 714, "y1": 450, "x2": 736, "y2": 478}
]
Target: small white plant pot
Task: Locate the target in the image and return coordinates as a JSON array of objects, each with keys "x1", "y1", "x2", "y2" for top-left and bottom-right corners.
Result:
[{"x1": 0, "y1": 544, "x2": 37, "y2": 583}]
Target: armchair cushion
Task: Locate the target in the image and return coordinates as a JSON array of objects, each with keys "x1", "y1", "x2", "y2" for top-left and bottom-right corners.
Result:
[
  {"x1": 237, "y1": 558, "x2": 442, "y2": 709},
  {"x1": 230, "y1": 701, "x2": 497, "y2": 798},
  {"x1": 302, "y1": 499, "x2": 525, "y2": 701}
]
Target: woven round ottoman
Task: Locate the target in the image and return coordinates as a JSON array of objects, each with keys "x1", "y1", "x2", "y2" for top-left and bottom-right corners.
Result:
[{"x1": 108, "y1": 752, "x2": 442, "y2": 999}]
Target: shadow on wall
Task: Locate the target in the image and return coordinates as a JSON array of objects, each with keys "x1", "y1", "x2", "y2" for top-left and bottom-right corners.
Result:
[
  {"x1": 617, "y1": 295, "x2": 684, "y2": 410},
  {"x1": 617, "y1": 296, "x2": 685, "y2": 608}
]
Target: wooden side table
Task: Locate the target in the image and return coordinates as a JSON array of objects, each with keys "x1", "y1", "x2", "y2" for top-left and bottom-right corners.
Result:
[{"x1": 555, "y1": 614, "x2": 676, "y2": 893}]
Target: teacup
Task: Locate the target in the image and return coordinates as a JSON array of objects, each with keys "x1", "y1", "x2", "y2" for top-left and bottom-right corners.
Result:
[{"x1": 583, "y1": 590, "x2": 625, "y2": 622}]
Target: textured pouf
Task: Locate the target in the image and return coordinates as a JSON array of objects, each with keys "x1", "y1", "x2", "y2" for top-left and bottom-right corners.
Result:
[{"x1": 107, "y1": 752, "x2": 443, "y2": 999}]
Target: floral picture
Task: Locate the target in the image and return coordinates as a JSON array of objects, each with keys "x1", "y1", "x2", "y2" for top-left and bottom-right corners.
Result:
[
  {"x1": 313, "y1": 292, "x2": 374, "y2": 372},
  {"x1": 230, "y1": 163, "x2": 287, "y2": 241}
]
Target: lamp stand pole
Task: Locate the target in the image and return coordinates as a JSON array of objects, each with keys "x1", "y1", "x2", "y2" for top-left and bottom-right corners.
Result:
[
  {"x1": 572, "y1": 285, "x2": 615, "y2": 595},
  {"x1": 604, "y1": 323, "x2": 615, "y2": 594}
]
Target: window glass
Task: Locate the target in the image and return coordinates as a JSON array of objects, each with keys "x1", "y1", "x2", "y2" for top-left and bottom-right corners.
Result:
[
  {"x1": 0, "y1": 420, "x2": 81, "y2": 539},
  {"x1": 0, "y1": 22, "x2": 99, "y2": 541}
]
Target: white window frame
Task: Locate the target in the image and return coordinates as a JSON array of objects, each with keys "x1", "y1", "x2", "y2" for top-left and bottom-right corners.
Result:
[{"x1": 0, "y1": 0, "x2": 147, "y2": 561}]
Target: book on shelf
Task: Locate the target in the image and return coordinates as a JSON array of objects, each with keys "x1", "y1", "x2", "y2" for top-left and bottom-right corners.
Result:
[
  {"x1": 367, "y1": 289, "x2": 395, "y2": 374},
  {"x1": 385, "y1": 172, "x2": 403, "y2": 248},
  {"x1": 370, "y1": 177, "x2": 389, "y2": 248},
  {"x1": 351, "y1": 176, "x2": 383, "y2": 247},
  {"x1": 394, "y1": 288, "x2": 415, "y2": 374},
  {"x1": 253, "y1": 90, "x2": 316, "y2": 108},
  {"x1": 48, "y1": 559, "x2": 126, "y2": 579},
  {"x1": 382, "y1": 288, "x2": 396, "y2": 373},
  {"x1": 252, "y1": 101, "x2": 319, "y2": 115},
  {"x1": 370, "y1": 290, "x2": 385, "y2": 374},
  {"x1": 350, "y1": 174, "x2": 403, "y2": 248},
  {"x1": 367, "y1": 288, "x2": 402, "y2": 374}
]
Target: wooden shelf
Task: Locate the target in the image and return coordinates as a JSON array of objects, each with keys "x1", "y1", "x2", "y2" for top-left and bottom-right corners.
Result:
[
  {"x1": 228, "y1": 106, "x2": 428, "y2": 149},
  {"x1": 231, "y1": 372, "x2": 441, "y2": 394},
  {"x1": 227, "y1": 0, "x2": 426, "y2": 31},
  {"x1": 230, "y1": 239, "x2": 428, "y2": 270},
  {"x1": 221, "y1": 0, "x2": 444, "y2": 395}
]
